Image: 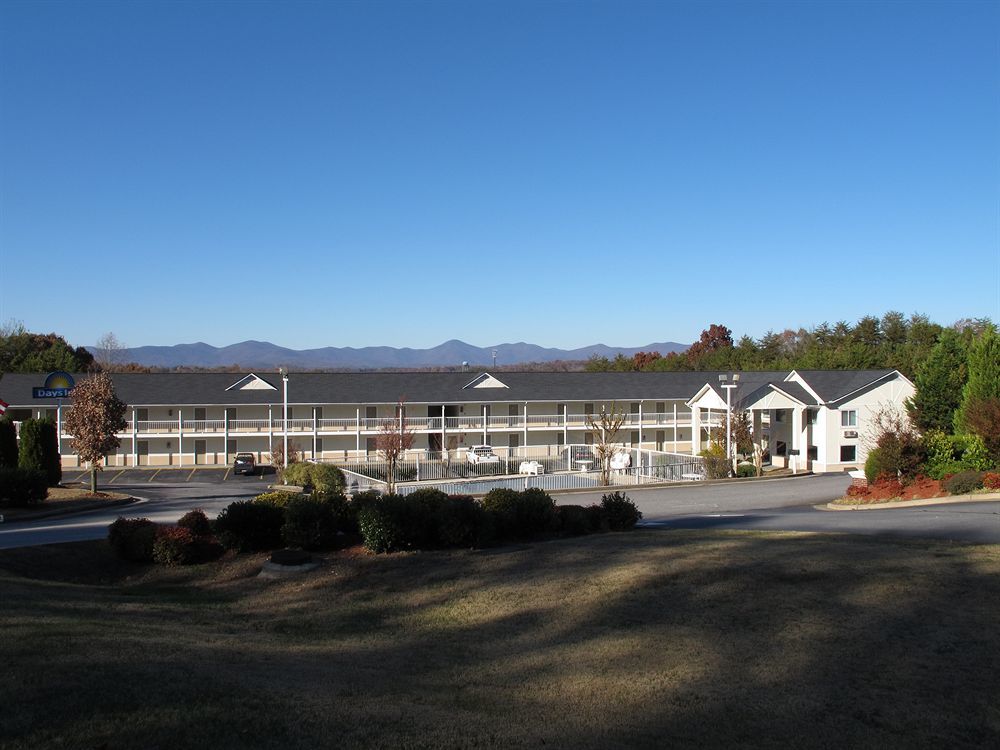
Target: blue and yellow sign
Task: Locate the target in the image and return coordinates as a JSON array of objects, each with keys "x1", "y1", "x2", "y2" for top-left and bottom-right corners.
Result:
[{"x1": 33, "y1": 371, "x2": 76, "y2": 399}]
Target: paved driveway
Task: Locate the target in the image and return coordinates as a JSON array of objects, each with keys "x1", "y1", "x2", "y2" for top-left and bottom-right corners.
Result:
[{"x1": 2, "y1": 473, "x2": 999, "y2": 550}]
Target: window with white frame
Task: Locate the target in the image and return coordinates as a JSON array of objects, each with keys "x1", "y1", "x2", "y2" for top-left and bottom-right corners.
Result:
[
  {"x1": 840, "y1": 445, "x2": 857, "y2": 462},
  {"x1": 841, "y1": 410, "x2": 858, "y2": 427}
]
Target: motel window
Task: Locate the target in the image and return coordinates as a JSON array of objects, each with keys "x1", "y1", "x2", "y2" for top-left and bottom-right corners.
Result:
[
  {"x1": 774, "y1": 411, "x2": 785, "y2": 423},
  {"x1": 631, "y1": 431, "x2": 639, "y2": 444},
  {"x1": 630, "y1": 402, "x2": 640, "y2": 414},
  {"x1": 807, "y1": 446, "x2": 817, "y2": 461},
  {"x1": 584, "y1": 403, "x2": 594, "y2": 415},
  {"x1": 508, "y1": 404, "x2": 518, "y2": 417},
  {"x1": 366, "y1": 406, "x2": 377, "y2": 420},
  {"x1": 366, "y1": 437, "x2": 377, "y2": 454},
  {"x1": 806, "y1": 409, "x2": 818, "y2": 425},
  {"x1": 775, "y1": 441, "x2": 787, "y2": 456},
  {"x1": 316, "y1": 438, "x2": 323, "y2": 455},
  {"x1": 841, "y1": 410, "x2": 857, "y2": 427},
  {"x1": 840, "y1": 445, "x2": 857, "y2": 462},
  {"x1": 585, "y1": 433, "x2": 594, "y2": 445}
]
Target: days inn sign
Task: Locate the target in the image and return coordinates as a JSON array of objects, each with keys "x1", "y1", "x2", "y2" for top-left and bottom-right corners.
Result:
[{"x1": 33, "y1": 371, "x2": 75, "y2": 399}]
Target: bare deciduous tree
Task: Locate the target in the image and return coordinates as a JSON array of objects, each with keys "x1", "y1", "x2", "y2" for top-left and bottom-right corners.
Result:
[
  {"x1": 376, "y1": 400, "x2": 414, "y2": 494},
  {"x1": 63, "y1": 373, "x2": 128, "y2": 493},
  {"x1": 586, "y1": 402, "x2": 627, "y2": 486},
  {"x1": 267, "y1": 441, "x2": 301, "y2": 481},
  {"x1": 95, "y1": 332, "x2": 127, "y2": 371}
]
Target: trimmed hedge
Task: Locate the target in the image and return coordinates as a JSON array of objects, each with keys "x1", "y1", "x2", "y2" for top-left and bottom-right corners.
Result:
[
  {"x1": 558, "y1": 504, "x2": 592, "y2": 535},
  {"x1": 253, "y1": 491, "x2": 300, "y2": 508},
  {"x1": 281, "y1": 462, "x2": 347, "y2": 496},
  {"x1": 108, "y1": 517, "x2": 157, "y2": 562},
  {"x1": 153, "y1": 526, "x2": 199, "y2": 566},
  {"x1": 281, "y1": 496, "x2": 340, "y2": 550},
  {"x1": 0, "y1": 467, "x2": 47, "y2": 507},
  {"x1": 213, "y1": 500, "x2": 284, "y2": 552},
  {"x1": 481, "y1": 487, "x2": 558, "y2": 540}
]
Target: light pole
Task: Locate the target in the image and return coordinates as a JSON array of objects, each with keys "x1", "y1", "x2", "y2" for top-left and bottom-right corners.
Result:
[
  {"x1": 280, "y1": 368, "x2": 289, "y2": 469},
  {"x1": 719, "y1": 373, "x2": 740, "y2": 476}
]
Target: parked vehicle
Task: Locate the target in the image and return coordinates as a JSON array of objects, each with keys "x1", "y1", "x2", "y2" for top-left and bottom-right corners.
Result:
[
  {"x1": 233, "y1": 452, "x2": 256, "y2": 475},
  {"x1": 465, "y1": 445, "x2": 499, "y2": 464}
]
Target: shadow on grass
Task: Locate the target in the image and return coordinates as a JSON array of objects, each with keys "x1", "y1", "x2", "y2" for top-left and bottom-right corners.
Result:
[{"x1": 0, "y1": 530, "x2": 998, "y2": 748}]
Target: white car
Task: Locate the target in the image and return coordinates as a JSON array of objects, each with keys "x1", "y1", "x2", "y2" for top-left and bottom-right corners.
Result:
[
  {"x1": 518, "y1": 460, "x2": 544, "y2": 475},
  {"x1": 465, "y1": 445, "x2": 499, "y2": 464}
]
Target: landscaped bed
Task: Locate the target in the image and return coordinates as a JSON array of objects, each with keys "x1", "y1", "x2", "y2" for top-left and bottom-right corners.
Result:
[
  {"x1": 1, "y1": 530, "x2": 998, "y2": 748},
  {"x1": 0, "y1": 485, "x2": 132, "y2": 521},
  {"x1": 834, "y1": 471, "x2": 1000, "y2": 505}
]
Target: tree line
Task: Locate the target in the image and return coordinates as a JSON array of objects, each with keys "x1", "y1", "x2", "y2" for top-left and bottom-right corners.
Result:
[{"x1": 584, "y1": 313, "x2": 995, "y2": 379}]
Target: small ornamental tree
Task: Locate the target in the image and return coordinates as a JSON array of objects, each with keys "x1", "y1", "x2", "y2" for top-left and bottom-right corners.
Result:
[
  {"x1": 586, "y1": 403, "x2": 627, "y2": 486},
  {"x1": 64, "y1": 373, "x2": 128, "y2": 493},
  {"x1": 18, "y1": 418, "x2": 61, "y2": 486},
  {"x1": 954, "y1": 325, "x2": 1000, "y2": 461},
  {"x1": 376, "y1": 400, "x2": 414, "y2": 494}
]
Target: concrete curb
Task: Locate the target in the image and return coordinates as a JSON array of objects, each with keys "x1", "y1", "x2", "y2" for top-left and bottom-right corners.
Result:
[{"x1": 824, "y1": 492, "x2": 1000, "y2": 511}]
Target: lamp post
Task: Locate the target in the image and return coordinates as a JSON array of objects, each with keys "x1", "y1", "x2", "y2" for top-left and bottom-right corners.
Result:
[
  {"x1": 719, "y1": 373, "x2": 740, "y2": 476},
  {"x1": 279, "y1": 368, "x2": 289, "y2": 469}
]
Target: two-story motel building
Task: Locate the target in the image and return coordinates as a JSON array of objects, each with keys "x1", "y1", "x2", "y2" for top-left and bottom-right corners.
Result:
[{"x1": 0, "y1": 368, "x2": 914, "y2": 475}]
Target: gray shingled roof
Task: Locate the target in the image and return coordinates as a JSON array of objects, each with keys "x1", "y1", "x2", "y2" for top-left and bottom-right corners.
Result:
[
  {"x1": 791, "y1": 369, "x2": 897, "y2": 402},
  {"x1": 0, "y1": 369, "x2": 900, "y2": 408}
]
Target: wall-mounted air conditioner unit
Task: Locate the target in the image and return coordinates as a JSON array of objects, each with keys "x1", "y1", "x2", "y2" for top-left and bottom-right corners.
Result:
[{"x1": 844, "y1": 430, "x2": 858, "y2": 439}]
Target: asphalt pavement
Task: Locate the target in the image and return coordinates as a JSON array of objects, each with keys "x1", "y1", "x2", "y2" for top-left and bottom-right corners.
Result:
[{"x1": 2, "y1": 472, "x2": 999, "y2": 550}]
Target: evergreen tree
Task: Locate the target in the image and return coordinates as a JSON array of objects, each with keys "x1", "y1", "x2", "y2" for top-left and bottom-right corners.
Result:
[
  {"x1": 954, "y1": 325, "x2": 1000, "y2": 461},
  {"x1": 905, "y1": 329, "x2": 967, "y2": 433},
  {"x1": 17, "y1": 418, "x2": 62, "y2": 486},
  {"x1": 0, "y1": 417, "x2": 18, "y2": 468}
]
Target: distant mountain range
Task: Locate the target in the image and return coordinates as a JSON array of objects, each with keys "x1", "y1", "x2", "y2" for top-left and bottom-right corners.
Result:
[{"x1": 92, "y1": 339, "x2": 687, "y2": 370}]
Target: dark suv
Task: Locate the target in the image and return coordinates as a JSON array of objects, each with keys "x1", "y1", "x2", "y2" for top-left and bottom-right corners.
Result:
[{"x1": 233, "y1": 452, "x2": 256, "y2": 475}]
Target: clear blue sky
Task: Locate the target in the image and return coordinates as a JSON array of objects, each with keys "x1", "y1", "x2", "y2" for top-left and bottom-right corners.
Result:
[{"x1": 1, "y1": 0, "x2": 997, "y2": 351}]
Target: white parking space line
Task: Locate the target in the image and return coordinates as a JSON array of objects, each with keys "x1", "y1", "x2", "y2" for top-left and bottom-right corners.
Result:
[{"x1": 148, "y1": 469, "x2": 162, "y2": 483}]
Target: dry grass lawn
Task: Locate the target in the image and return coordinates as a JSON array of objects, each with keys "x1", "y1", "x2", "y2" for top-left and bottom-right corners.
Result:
[{"x1": 1, "y1": 530, "x2": 998, "y2": 749}]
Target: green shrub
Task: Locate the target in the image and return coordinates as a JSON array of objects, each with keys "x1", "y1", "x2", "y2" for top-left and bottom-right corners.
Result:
[
  {"x1": 864, "y1": 449, "x2": 887, "y2": 483},
  {"x1": 17, "y1": 418, "x2": 61, "y2": 487},
  {"x1": 736, "y1": 463, "x2": 757, "y2": 478},
  {"x1": 956, "y1": 434, "x2": 992, "y2": 471},
  {"x1": 586, "y1": 504, "x2": 609, "y2": 532},
  {"x1": 0, "y1": 418, "x2": 18, "y2": 469},
  {"x1": 433, "y1": 494, "x2": 491, "y2": 548},
  {"x1": 282, "y1": 462, "x2": 347, "y2": 496},
  {"x1": 108, "y1": 517, "x2": 157, "y2": 562},
  {"x1": 600, "y1": 491, "x2": 643, "y2": 530},
  {"x1": 177, "y1": 509, "x2": 212, "y2": 537},
  {"x1": 699, "y1": 443, "x2": 730, "y2": 479},
  {"x1": 481, "y1": 487, "x2": 558, "y2": 540},
  {"x1": 943, "y1": 471, "x2": 986, "y2": 496},
  {"x1": 152, "y1": 526, "x2": 199, "y2": 566},
  {"x1": 558, "y1": 504, "x2": 591, "y2": 536},
  {"x1": 253, "y1": 491, "x2": 300, "y2": 508},
  {"x1": 281, "y1": 496, "x2": 339, "y2": 550},
  {"x1": 213, "y1": 500, "x2": 284, "y2": 552},
  {"x1": 357, "y1": 494, "x2": 410, "y2": 553},
  {"x1": 923, "y1": 431, "x2": 994, "y2": 479},
  {"x1": 0, "y1": 467, "x2": 47, "y2": 507}
]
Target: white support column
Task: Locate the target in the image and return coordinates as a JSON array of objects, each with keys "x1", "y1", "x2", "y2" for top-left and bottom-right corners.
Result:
[
  {"x1": 312, "y1": 407, "x2": 318, "y2": 459},
  {"x1": 178, "y1": 409, "x2": 184, "y2": 467},
  {"x1": 268, "y1": 405, "x2": 273, "y2": 456},
  {"x1": 482, "y1": 405, "x2": 487, "y2": 445},
  {"x1": 752, "y1": 409, "x2": 762, "y2": 464},
  {"x1": 638, "y1": 401, "x2": 643, "y2": 448},
  {"x1": 131, "y1": 408, "x2": 137, "y2": 467},
  {"x1": 56, "y1": 402, "x2": 63, "y2": 460},
  {"x1": 224, "y1": 408, "x2": 230, "y2": 466},
  {"x1": 523, "y1": 402, "x2": 528, "y2": 448},
  {"x1": 791, "y1": 408, "x2": 804, "y2": 474},
  {"x1": 356, "y1": 407, "x2": 361, "y2": 453},
  {"x1": 562, "y1": 404, "x2": 568, "y2": 446},
  {"x1": 673, "y1": 403, "x2": 678, "y2": 450},
  {"x1": 691, "y1": 407, "x2": 701, "y2": 455}
]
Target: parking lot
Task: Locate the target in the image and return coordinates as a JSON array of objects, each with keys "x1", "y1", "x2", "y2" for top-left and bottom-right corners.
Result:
[{"x1": 60, "y1": 466, "x2": 277, "y2": 486}]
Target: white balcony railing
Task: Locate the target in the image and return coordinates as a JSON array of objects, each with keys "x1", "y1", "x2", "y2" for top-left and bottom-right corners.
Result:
[{"x1": 54, "y1": 411, "x2": 702, "y2": 439}]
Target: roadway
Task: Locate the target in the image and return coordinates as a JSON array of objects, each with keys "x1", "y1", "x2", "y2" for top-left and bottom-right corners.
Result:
[{"x1": 1, "y1": 472, "x2": 999, "y2": 550}]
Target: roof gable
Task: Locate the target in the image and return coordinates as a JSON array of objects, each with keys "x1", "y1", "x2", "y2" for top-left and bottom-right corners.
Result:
[
  {"x1": 463, "y1": 373, "x2": 509, "y2": 390},
  {"x1": 225, "y1": 373, "x2": 278, "y2": 391}
]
